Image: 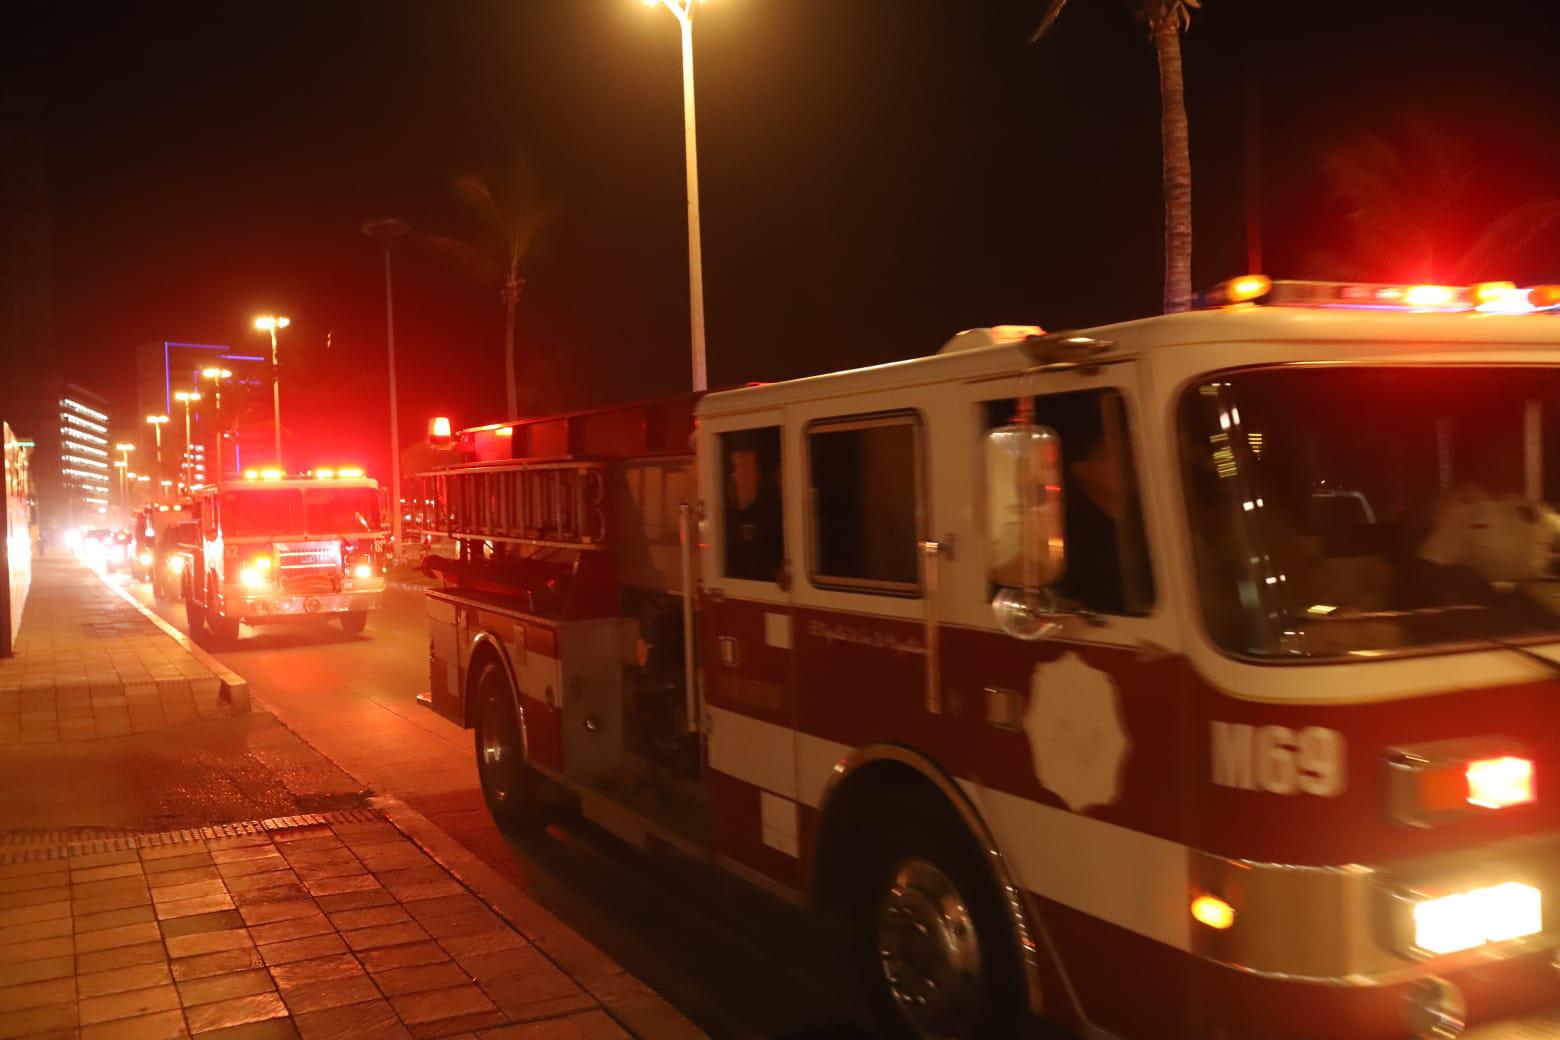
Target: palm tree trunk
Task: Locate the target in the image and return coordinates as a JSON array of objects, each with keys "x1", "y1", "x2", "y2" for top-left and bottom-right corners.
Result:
[
  {"x1": 502, "y1": 278, "x2": 519, "y2": 418},
  {"x1": 1153, "y1": 15, "x2": 1193, "y2": 313}
]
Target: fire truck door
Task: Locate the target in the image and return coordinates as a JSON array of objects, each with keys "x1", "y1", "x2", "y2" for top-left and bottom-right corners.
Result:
[{"x1": 698, "y1": 416, "x2": 804, "y2": 885}]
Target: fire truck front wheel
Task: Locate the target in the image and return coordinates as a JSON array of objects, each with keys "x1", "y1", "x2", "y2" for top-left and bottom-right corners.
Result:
[
  {"x1": 184, "y1": 593, "x2": 206, "y2": 634},
  {"x1": 339, "y1": 611, "x2": 368, "y2": 635},
  {"x1": 207, "y1": 612, "x2": 240, "y2": 642},
  {"x1": 473, "y1": 662, "x2": 552, "y2": 832},
  {"x1": 850, "y1": 789, "x2": 1030, "y2": 1040}
]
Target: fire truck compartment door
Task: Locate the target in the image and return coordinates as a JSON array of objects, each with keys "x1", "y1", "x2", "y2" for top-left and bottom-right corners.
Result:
[{"x1": 426, "y1": 594, "x2": 461, "y2": 724}]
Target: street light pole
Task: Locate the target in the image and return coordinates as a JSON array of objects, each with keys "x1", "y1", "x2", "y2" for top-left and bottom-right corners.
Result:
[
  {"x1": 648, "y1": 0, "x2": 709, "y2": 392},
  {"x1": 174, "y1": 391, "x2": 201, "y2": 487},
  {"x1": 201, "y1": 369, "x2": 231, "y2": 485},
  {"x1": 145, "y1": 415, "x2": 168, "y2": 489},
  {"x1": 362, "y1": 218, "x2": 410, "y2": 565},
  {"x1": 254, "y1": 316, "x2": 290, "y2": 469}
]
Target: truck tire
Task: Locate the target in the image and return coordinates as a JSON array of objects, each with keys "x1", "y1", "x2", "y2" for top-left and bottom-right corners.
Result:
[
  {"x1": 473, "y1": 661, "x2": 554, "y2": 833},
  {"x1": 184, "y1": 592, "x2": 206, "y2": 634},
  {"x1": 848, "y1": 787, "x2": 1030, "y2": 1040},
  {"x1": 207, "y1": 611, "x2": 240, "y2": 643},
  {"x1": 340, "y1": 611, "x2": 368, "y2": 635}
]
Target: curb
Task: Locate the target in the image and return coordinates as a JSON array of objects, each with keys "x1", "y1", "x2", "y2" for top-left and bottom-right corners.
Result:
[
  {"x1": 95, "y1": 570, "x2": 252, "y2": 715},
  {"x1": 371, "y1": 794, "x2": 707, "y2": 1040}
]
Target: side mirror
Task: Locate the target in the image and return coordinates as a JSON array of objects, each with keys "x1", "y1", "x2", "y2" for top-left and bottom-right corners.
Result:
[{"x1": 984, "y1": 422, "x2": 1067, "y2": 640}]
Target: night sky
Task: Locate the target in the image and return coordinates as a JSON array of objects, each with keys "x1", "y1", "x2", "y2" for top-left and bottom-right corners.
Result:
[{"x1": 4, "y1": 0, "x2": 1559, "y2": 476}]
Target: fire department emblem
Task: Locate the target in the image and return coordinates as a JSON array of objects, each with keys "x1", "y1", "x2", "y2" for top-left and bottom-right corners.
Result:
[{"x1": 1023, "y1": 651, "x2": 1130, "y2": 813}]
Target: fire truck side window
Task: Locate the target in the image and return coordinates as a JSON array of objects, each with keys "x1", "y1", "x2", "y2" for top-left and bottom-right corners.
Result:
[
  {"x1": 807, "y1": 412, "x2": 922, "y2": 594},
  {"x1": 985, "y1": 389, "x2": 1154, "y2": 616},
  {"x1": 720, "y1": 427, "x2": 785, "y2": 583}
]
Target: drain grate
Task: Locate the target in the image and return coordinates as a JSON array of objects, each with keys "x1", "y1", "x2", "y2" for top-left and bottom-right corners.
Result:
[{"x1": 0, "y1": 807, "x2": 384, "y2": 863}]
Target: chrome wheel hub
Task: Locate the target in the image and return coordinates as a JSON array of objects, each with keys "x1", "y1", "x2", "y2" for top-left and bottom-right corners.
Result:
[
  {"x1": 877, "y1": 856, "x2": 982, "y2": 1039},
  {"x1": 479, "y1": 698, "x2": 513, "y2": 804}
]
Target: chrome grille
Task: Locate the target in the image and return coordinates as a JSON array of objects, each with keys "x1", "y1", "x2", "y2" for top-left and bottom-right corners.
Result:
[{"x1": 275, "y1": 541, "x2": 340, "y2": 577}]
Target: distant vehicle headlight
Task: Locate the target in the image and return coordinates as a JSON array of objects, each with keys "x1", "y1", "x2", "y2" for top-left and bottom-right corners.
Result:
[
  {"x1": 353, "y1": 563, "x2": 373, "y2": 579},
  {"x1": 168, "y1": 554, "x2": 185, "y2": 574},
  {"x1": 138, "y1": 551, "x2": 153, "y2": 567}
]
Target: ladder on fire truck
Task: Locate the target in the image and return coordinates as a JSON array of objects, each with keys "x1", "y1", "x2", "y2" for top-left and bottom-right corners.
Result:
[{"x1": 405, "y1": 460, "x2": 608, "y2": 554}]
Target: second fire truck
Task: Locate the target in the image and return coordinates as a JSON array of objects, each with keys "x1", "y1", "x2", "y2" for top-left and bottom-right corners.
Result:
[
  {"x1": 410, "y1": 277, "x2": 1560, "y2": 1039},
  {"x1": 183, "y1": 468, "x2": 386, "y2": 641}
]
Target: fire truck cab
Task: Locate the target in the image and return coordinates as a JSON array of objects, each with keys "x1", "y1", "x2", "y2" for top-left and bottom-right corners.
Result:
[
  {"x1": 184, "y1": 469, "x2": 385, "y2": 641},
  {"x1": 416, "y1": 278, "x2": 1560, "y2": 1039}
]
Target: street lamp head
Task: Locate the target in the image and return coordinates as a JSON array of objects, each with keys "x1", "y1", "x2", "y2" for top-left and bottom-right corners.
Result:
[
  {"x1": 254, "y1": 315, "x2": 291, "y2": 332},
  {"x1": 145, "y1": 414, "x2": 169, "y2": 425},
  {"x1": 361, "y1": 218, "x2": 410, "y2": 242},
  {"x1": 201, "y1": 367, "x2": 232, "y2": 380},
  {"x1": 115, "y1": 443, "x2": 136, "y2": 453},
  {"x1": 174, "y1": 390, "x2": 202, "y2": 403},
  {"x1": 113, "y1": 460, "x2": 127, "y2": 469}
]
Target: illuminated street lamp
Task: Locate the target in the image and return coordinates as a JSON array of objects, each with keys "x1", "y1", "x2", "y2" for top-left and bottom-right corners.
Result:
[
  {"x1": 201, "y1": 368, "x2": 232, "y2": 483},
  {"x1": 363, "y1": 218, "x2": 410, "y2": 565},
  {"x1": 174, "y1": 390, "x2": 201, "y2": 486},
  {"x1": 642, "y1": 0, "x2": 709, "y2": 392},
  {"x1": 254, "y1": 315, "x2": 290, "y2": 469},
  {"x1": 145, "y1": 414, "x2": 169, "y2": 487},
  {"x1": 113, "y1": 445, "x2": 133, "y2": 508}
]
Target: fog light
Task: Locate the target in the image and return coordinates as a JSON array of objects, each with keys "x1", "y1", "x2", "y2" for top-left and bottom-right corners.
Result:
[{"x1": 1414, "y1": 882, "x2": 1541, "y2": 955}]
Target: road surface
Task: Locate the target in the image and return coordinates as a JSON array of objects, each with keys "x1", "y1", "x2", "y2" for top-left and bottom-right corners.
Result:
[{"x1": 123, "y1": 575, "x2": 862, "y2": 1040}]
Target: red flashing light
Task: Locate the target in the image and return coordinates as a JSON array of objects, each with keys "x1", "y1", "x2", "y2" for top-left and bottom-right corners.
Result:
[
  {"x1": 1466, "y1": 756, "x2": 1535, "y2": 810},
  {"x1": 430, "y1": 416, "x2": 452, "y2": 440}
]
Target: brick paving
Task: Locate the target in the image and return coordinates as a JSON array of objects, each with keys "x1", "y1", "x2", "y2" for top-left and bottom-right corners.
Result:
[
  {"x1": 0, "y1": 559, "x2": 701, "y2": 1039},
  {"x1": 0, "y1": 813, "x2": 636, "y2": 1039},
  {"x1": 0, "y1": 558, "x2": 235, "y2": 744}
]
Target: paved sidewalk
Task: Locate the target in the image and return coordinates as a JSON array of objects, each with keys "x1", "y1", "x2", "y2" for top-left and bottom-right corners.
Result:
[
  {"x1": 0, "y1": 558, "x2": 240, "y2": 745},
  {"x1": 0, "y1": 811, "x2": 637, "y2": 1039},
  {"x1": 0, "y1": 559, "x2": 704, "y2": 1040}
]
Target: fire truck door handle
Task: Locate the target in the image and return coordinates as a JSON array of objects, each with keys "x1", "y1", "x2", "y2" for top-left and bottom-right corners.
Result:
[{"x1": 920, "y1": 540, "x2": 942, "y2": 715}]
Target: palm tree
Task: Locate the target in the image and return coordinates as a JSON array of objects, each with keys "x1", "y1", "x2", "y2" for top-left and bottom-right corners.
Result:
[
  {"x1": 1305, "y1": 120, "x2": 1560, "y2": 284},
  {"x1": 423, "y1": 154, "x2": 564, "y2": 419},
  {"x1": 1033, "y1": 0, "x2": 1201, "y2": 313}
]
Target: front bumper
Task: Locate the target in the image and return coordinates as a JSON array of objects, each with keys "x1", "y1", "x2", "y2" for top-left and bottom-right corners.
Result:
[
  {"x1": 1465, "y1": 1010, "x2": 1560, "y2": 1039},
  {"x1": 1196, "y1": 831, "x2": 1560, "y2": 982},
  {"x1": 231, "y1": 588, "x2": 382, "y2": 621}
]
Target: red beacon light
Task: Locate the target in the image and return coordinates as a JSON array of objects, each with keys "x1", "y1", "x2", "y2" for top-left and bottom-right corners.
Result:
[{"x1": 1199, "y1": 277, "x2": 1560, "y2": 313}]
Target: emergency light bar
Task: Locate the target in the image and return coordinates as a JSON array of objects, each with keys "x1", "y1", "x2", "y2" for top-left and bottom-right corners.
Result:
[{"x1": 1199, "y1": 276, "x2": 1560, "y2": 314}]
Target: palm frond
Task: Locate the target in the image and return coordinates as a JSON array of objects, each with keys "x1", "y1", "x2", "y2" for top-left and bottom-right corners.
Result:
[
  {"x1": 1029, "y1": 0, "x2": 1072, "y2": 43},
  {"x1": 418, "y1": 232, "x2": 506, "y2": 290},
  {"x1": 1456, "y1": 199, "x2": 1560, "y2": 282}
]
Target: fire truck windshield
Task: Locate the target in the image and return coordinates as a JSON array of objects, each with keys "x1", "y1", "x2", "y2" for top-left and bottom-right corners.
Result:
[
  {"x1": 302, "y1": 487, "x2": 380, "y2": 535},
  {"x1": 220, "y1": 487, "x2": 380, "y2": 538},
  {"x1": 1181, "y1": 365, "x2": 1560, "y2": 658}
]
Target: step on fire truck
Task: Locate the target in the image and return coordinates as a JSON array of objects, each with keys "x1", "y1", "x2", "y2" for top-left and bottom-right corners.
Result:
[
  {"x1": 183, "y1": 468, "x2": 385, "y2": 641},
  {"x1": 411, "y1": 277, "x2": 1560, "y2": 1040}
]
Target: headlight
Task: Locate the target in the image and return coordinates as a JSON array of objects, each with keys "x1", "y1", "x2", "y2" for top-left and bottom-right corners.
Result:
[
  {"x1": 1413, "y1": 882, "x2": 1542, "y2": 955},
  {"x1": 168, "y1": 555, "x2": 185, "y2": 574},
  {"x1": 353, "y1": 563, "x2": 373, "y2": 579},
  {"x1": 239, "y1": 566, "x2": 267, "y2": 589},
  {"x1": 138, "y1": 551, "x2": 153, "y2": 566}
]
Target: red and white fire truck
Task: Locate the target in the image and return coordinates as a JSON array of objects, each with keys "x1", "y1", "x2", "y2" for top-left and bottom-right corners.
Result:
[
  {"x1": 411, "y1": 278, "x2": 1560, "y2": 1039},
  {"x1": 184, "y1": 468, "x2": 385, "y2": 641}
]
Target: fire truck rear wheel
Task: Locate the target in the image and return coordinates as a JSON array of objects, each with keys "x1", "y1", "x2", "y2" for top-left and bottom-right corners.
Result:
[
  {"x1": 850, "y1": 789, "x2": 1029, "y2": 1040},
  {"x1": 474, "y1": 662, "x2": 551, "y2": 833},
  {"x1": 340, "y1": 611, "x2": 368, "y2": 635}
]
